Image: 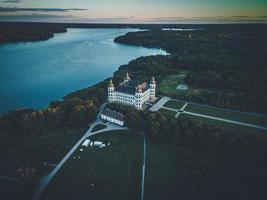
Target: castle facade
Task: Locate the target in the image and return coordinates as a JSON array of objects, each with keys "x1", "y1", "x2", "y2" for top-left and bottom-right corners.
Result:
[{"x1": 107, "y1": 73, "x2": 156, "y2": 110}]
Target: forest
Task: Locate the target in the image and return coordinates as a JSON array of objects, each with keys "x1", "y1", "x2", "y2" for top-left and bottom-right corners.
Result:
[
  {"x1": 114, "y1": 24, "x2": 267, "y2": 113},
  {"x1": 0, "y1": 22, "x2": 67, "y2": 44}
]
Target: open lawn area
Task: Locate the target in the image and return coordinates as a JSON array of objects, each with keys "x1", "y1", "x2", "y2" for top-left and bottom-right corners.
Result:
[
  {"x1": 158, "y1": 108, "x2": 177, "y2": 117},
  {"x1": 91, "y1": 124, "x2": 107, "y2": 132},
  {"x1": 185, "y1": 103, "x2": 267, "y2": 127},
  {"x1": 163, "y1": 100, "x2": 185, "y2": 110},
  {"x1": 0, "y1": 127, "x2": 86, "y2": 164},
  {"x1": 158, "y1": 72, "x2": 190, "y2": 96},
  {"x1": 145, "y1": 141, "x2": 267, "y2": 200},
  {"x1": 144, "y1": 142, "x2": 179, "y2": 200},
  {"x1": 179, "y1": 113, "x2": 267, "y2": 138},
  {"x1": 41, "y1": 130, "x2": 143, "y2": 200}
]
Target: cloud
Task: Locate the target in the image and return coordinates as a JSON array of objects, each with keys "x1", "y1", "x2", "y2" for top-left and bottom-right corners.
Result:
[
  {"x1": 0, "y1": 0, "x2": 21, "y2": 3},
  {"x1": 0, "y1": 7, "x2": 88, "y2": 12},
  {"x1": 0, "y1": 13, "x2": 76, "y2": 22},
  {"x1": 141, "y1": 16, "x2": 267, "y2": 24}
]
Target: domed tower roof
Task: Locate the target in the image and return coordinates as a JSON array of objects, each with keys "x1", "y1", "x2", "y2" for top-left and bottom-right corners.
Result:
[
  {"x1": 125, "y1": 72, "x2": 130, "y2": 81},
  {"x1": 151, "y1": 76, "x2": 156, "y2": 84},
  {"x1": 108, "y1": 79, "x2": 114, "y2": 87}
]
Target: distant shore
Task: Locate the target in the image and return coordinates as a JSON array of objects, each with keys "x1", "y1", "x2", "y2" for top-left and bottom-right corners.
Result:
[
  {"x1": 0, "y1": 22, "x2": 190, "y2": 45},
  {"x1": 0, "y1": 22, "x2": 67, "y2": 44},
  {"x1": 2, "y1": 22, "x2": 258, "y2": 45}
]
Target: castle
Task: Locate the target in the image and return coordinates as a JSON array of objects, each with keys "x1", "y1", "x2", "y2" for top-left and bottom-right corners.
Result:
[{"x1": 108, "y1": 73, "x2": 156, "y2": 110}]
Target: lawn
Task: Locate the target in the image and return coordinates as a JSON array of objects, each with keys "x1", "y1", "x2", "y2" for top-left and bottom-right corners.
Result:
[
  {"x1": 145, "y1": 142, "x2": 267, "y2": 200},
  {"x1": 41, "y1": 130, "x2": 143, "y2": 200},
  {"x1": 163, "y1": 100, "x2": 185, "y2": 110},
  {"x1": 185, "y1": 103, "x2": 267, "y2": 127},
  {"x1": 158, "y1": 72, "x2": 190, "y2": 97},
  {"x1": 158, "y1": 108, "x2": 177, "y2": 117},
  {"x1": 0, "y1": 127, "x2": 86, "y2": 165},
  {"x1": 91, "y1": 124, "x2": 107, "y2": 132},
  {"x1": 144, "y1": 142, "x2": 179, "y2": 200},
  {"x1": 179, "y1": 113, "x2": 267, "y2": 138}
]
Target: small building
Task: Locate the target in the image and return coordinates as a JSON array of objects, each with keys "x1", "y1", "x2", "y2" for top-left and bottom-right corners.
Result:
[
  {"x1": 100, "y1": 108, "x2": 124, "y2": 126},
  {"x1": 176, "y1": 84, "x2": 188, "y2": 91},
  {"x1": 82, "y1": 139, "x2": 90, "y2": 147}
]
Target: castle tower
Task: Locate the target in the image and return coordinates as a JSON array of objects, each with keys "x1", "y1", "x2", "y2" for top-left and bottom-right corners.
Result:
[
  {"x1": 135, "y1": 85, "x2": 143, "y2": 110},
  {"x1": 150, "y1": 76, "x2": 156, "y2": 99},
  {"x1": 108, "y1": 79, "x2": 115, "y2": 102},
  {"x1": 124, "y1": 72, "x2": 130, "y2": 82}
]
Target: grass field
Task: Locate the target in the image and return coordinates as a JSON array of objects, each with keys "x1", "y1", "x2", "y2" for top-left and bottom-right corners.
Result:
[
  {"x1": 179, "y1": 113, "x2": 267, "y2": 138},
  {"x1": 158, "y1": 108, "x2": 177, "y2": 117},
  {"x1": 0, "y1": 127, "x2": 86, "y2": 164},
  {"x1": 144, "y1": 142, "x2": 179, "y2": 200},
  {"x1": 91, "y1": 124, "x2": 107, "y2": 132},
  {"x1": 163, "y1": 100, "x2": 185, "y2": 110},
  {"x1": 41, "y1": 130, "x2": 143, "y2": 200},
  {"x1": 185, "y1": 104, "x2": 267, "y2": 127},
  {"x1": 158, "y1": 72, "x2": 190, "y2": 96}
]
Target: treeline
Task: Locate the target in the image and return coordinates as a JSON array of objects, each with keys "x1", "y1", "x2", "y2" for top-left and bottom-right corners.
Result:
[
  {"x1": 114, "y1": 25, "x2": 267, "y2": 113},
  {"x1": 107, "y1": 103, "x2": 267, "y2": 165},
  {"x1": 0, "y1": 82, "x2": 107, "y2": 161},
  {"x1": 0, "y1": 22, "x2": 66, "y2": 44}
]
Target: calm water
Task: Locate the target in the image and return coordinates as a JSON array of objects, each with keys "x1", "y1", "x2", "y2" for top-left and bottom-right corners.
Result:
[{"x1": 0, "y1": 28, "x2": 166, "y2": 114}]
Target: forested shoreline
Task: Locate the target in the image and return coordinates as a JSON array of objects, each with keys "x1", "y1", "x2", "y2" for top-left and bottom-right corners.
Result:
[
  {"x1": 114, "y1": 25, "x2": 267, "y2": 114},
  {"x1": 0, "y1": 23, "x2": 67, "y2": 44}
]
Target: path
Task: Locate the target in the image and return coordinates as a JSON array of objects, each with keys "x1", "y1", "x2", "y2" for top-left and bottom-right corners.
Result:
[
  {"x1": 167, "y1": 98, "x2": 267, "y2": 118},
  {"x1": 149, "y1": 96, "x2": 170, "y2": 112},
  {"x1": 153, "y1": 98, "x2": 267, "y2": 130},
  {"x1": 184, "y1": 111, "x2": 267, "y2": 131},
  {"x1": 140, "y1": 133, "x2": 147, "y2": 200},
  {"x1": 33, "y1": 103, "x2": 128, "y2": 200}
]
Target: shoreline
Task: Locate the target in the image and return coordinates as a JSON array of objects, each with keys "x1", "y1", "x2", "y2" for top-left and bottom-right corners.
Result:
[{"x1": 0, "y1": 31, "x2": 166, "y2": 116}]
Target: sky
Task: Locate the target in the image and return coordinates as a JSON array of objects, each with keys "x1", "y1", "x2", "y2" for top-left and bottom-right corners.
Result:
[{"x1": 0, "y1": 0, "x2": 267, "y2": 23}]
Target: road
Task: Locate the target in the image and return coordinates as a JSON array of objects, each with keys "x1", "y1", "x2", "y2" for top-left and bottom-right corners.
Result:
[
  {"x1": 33, "y1": 103, "x2": 128, "y2": 200},
  {"x1": 140, "y1": 133, "x2": 147, "y2": 200}
]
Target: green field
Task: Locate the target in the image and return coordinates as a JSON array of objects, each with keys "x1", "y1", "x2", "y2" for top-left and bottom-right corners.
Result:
[
  {"x1": 158, "y1": 72, "x2": 190, "y2": 96},
  {"x1": 41, "y1": 130, "x2": 143, "y2": 200},
  {"x1": 144, "y1": 142, "x2": 179, "y2": 200},
  {"x1": 185, "y1": 103, "x2": 267, "y2": 127},
  {"x1": 91, "y1": 124, "x2": 107, "y2": 132},
  {"x1": 158, "y1": 108, "x2": 177, "y2": 117},
  {"x1": 179, "y1": 113, "x2": 267, "y2": 137},
  {"x1": 163, "y1": 100, "x2": 185, "y2": 110},
  {"x1": 0, "y1": 127, "x2": 86, "y2": 164}
]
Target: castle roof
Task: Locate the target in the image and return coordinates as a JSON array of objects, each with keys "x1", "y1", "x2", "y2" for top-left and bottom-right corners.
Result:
[
  {"x1": 101, "y1": 108, "x2": 124, "y2": 122},
  {"x1": 115, "y1": 80, "x2": 149, "y2": 95},
  {"x1": 151, "y1": 76, "x2": 156, "y2": 84},
  {"x1": 108, "y1": 79, "x2": 114, "y2": 87}
]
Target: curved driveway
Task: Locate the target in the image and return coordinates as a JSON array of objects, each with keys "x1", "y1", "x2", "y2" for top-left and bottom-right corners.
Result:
[{"x1": 33, "y1": 103, "x2": 128, "y2": 200}]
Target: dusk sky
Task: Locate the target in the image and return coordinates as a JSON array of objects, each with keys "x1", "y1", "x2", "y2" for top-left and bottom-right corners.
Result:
[{"x1": 0, "y1": 0, "x2": 267, "y2": 23}]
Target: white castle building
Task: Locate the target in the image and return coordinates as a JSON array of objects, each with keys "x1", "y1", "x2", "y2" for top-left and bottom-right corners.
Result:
[{"x1": 108, "y1": 73, "x2": 156, "y2": 110}]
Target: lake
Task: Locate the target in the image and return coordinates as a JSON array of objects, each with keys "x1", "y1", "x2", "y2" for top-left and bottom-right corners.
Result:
[{"x1": 0, "y1": 28, "x2": 166, "y2": 114}]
